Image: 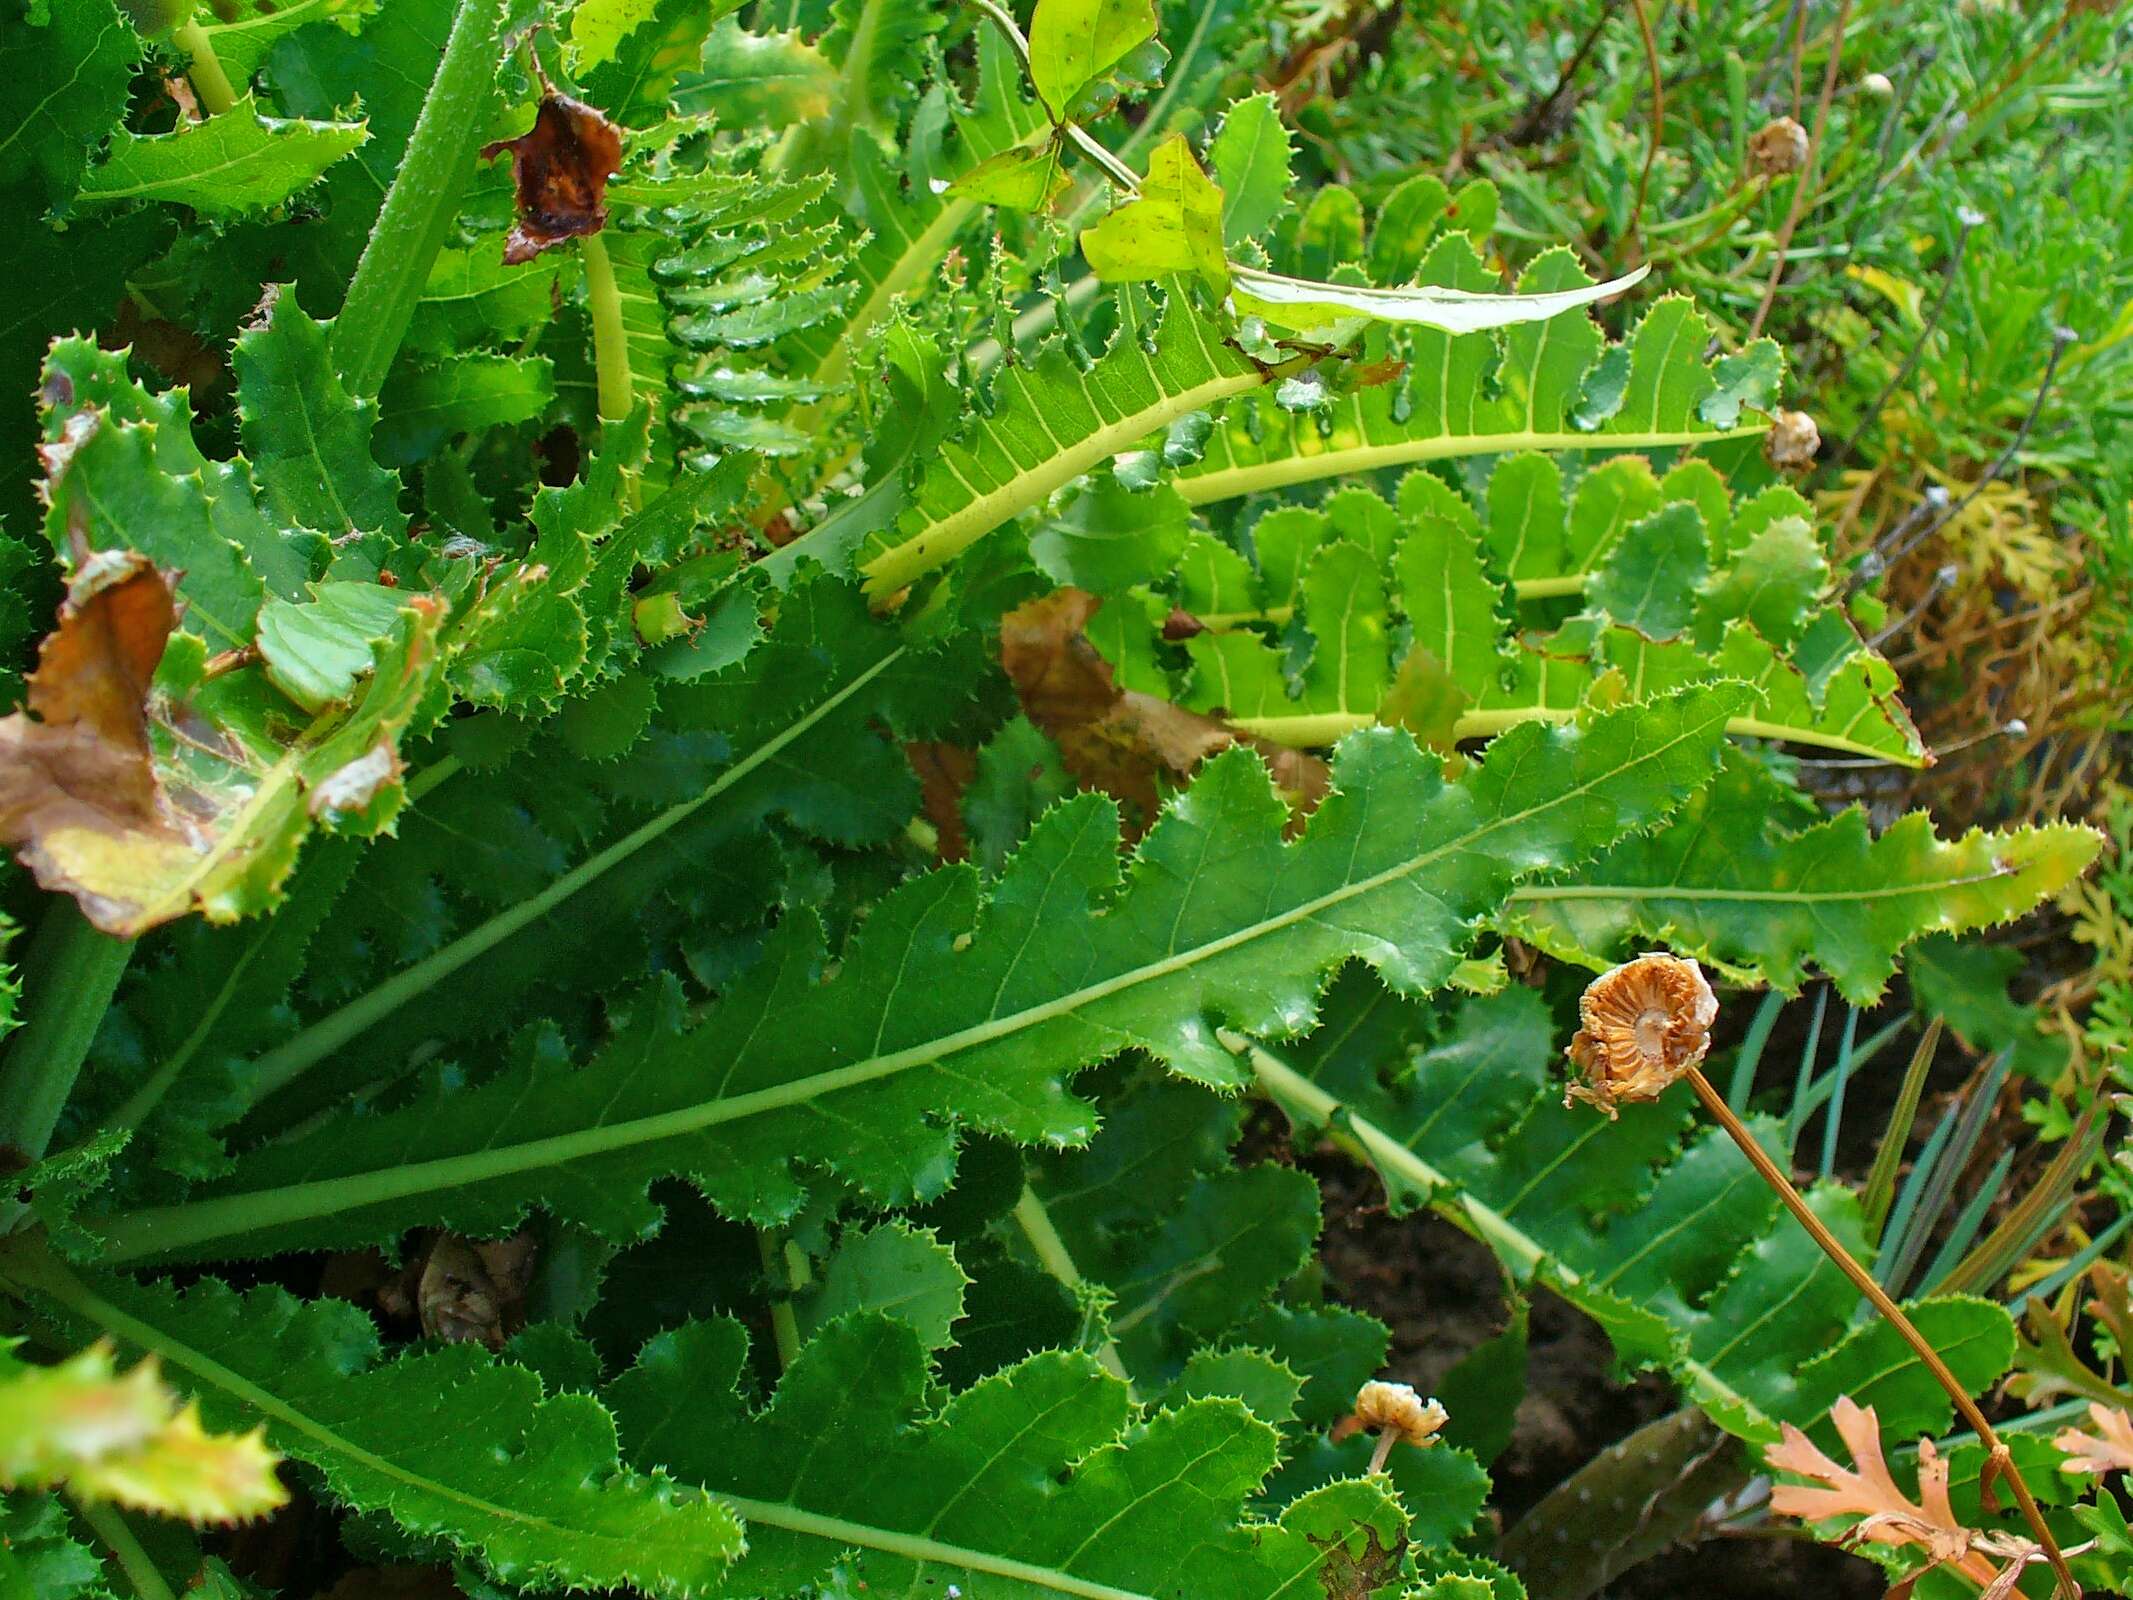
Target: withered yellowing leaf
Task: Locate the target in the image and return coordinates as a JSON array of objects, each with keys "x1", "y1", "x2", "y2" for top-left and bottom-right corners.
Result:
[
  {"x1": 0, "y1": 553, "x2": 195, "y2": 932},
  {"x1": 1000, "y1": 588, "x2": 1328, "y2": 834},
  {"x1": 482, "y1": 90, "x2": 623, "y2": 265}
]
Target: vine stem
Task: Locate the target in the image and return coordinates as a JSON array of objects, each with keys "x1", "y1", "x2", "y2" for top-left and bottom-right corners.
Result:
[
  {"x1": 172, "y1": 20, "x2": 238, "y2": 116},
  {"x1": 0, "y1": 902, "x2": 131, "y2": 1227},
  {"x1": 68, "y1": 1495, "x2": 177, "y2": 1600},
  {"x1": 329, "y1": 0, "x2": 510, "y2": 399},
  {"x1": 580, "y1": 233, "x2": 633, "y2": 422},
  {"x1": 1684, "y1": 1067, "x2": 2078, "y2": 1599},
  {"x1": 1012, "y1": 1187, "x2": 1132, "y2": 1386}
]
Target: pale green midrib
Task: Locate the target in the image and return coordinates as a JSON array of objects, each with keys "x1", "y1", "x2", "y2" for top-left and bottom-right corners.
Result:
[
  {"x1": 858, "y1": 358, "x2": 1281, "y2": 595},
  {"x1": 1510, "y1": 867, "x2": 2021, "y2": 906},
  {"x1": 718, "y1": 1495, "x2": 1151, "y2": 1600},
  {"x1": 200, "y1": 0, "x2": 330, "y2": 47},
  {"x1": 1241, "y1": 1048, "x2": 1759, "y2": 1425},
  {"x1": 1227, "y1": 705, "x2": 1917, "y2": 765},
  {"x1": 97, "y1": 709, "x2": 1725, "y2": 1260},
  {"x1": 1203, "y1": 573, "x2": 1583, "y2": 631},
  {"x1": 240, "y1": 645, "x2": 911, "y2": 1109},
  {"x1": 9, "y1": 1253, "x2": 727, "y2": 1554},
  {"x1": 1173, "y1": 424, "x2": 1766, "y2": 508}
]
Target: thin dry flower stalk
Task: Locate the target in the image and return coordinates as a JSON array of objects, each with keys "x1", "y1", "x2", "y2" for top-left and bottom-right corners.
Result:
[{"x1": 1563, "y1": 953, "x2": 1717, "y2": 1116}]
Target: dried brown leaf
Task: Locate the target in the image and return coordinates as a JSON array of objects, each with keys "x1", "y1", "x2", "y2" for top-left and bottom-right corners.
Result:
[
  {"x1": 999, "y1": 589, "x2": 1328, "y2": 835},
  {"x1": 0, "y1": 553, "x2": 195, "y2": 930},
  {"x1": 905, "y1": 740, "x2": 975, "y2": 863},
  {"x1": 481, "y1": 91, "x2": 623, "y2": 265},
  {"x1": 2053, "y1": 1401, "x2": 2133, "y2": 1476},
  {"x1": 1767, "y1": 1396, "x2": 2005, "y2": 1589},
  {"x1": 413, "y1": 1232, "x2": 537, "y2": 1349}
]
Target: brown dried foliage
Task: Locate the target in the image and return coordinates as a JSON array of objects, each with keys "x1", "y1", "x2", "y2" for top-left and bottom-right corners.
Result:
[
  {"x1": 999, "y1": 589, "x2": 1328, "y2": 834},
  {"x1": 1768, "y1": 1396, "x2": 2037, "y2": 1598},
  {"x1": 2054, "y1": 1401, "x2": 2133, "y2": 1477},
  {"x1": 482, "y1": 91, "x2": 623, "y2": 265},
  {"x1": 0, "y1": 553, "x2": 183, "y2": 929}
]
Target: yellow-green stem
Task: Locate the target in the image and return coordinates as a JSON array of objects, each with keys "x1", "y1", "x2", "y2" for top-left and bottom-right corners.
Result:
[
  {"x1": 1012, "y1": 1187, "x2": 1132, "y2": 1386},
  {"x1": 759, "y1": 1230, "x2": 803, "y2": 1370},
  {"x1": 69, "y1": 1495, "x2": 177, "y2": 1600},
  {"x1": 581, "y1": 233, "x2": 632, "y2": 423},
  {"x1": 172, "y1": 20, "x2": 238, "y2": 116}
]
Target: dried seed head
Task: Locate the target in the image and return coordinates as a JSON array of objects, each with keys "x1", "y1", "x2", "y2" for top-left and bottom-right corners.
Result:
[
  {"x1": 1765, "y1": 409, "x2": 1821, "y2": 472},
  {"x1": 1564, "y1": 954, "x2": 1718, "y2": 1118},
  {"x1": 1747, "y1": 116, "x2": 1811, "y2": 177},
  {"x1": 1332, "y1": 1381, "x2": 1448, "y2": 1450}
]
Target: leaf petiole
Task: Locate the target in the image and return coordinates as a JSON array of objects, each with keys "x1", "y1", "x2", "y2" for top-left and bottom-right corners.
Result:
[
  {"x1": 172, "y1": 19, "x2": 238, "y2": 117},
  {"x1": 0, "y1": 902, "x2": 131, "y2": 1230}
]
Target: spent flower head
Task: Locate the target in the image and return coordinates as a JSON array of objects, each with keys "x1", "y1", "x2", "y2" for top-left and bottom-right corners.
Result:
[{"x1": 1564, "y1": 954, "x2": 1718, "y2": 1118}]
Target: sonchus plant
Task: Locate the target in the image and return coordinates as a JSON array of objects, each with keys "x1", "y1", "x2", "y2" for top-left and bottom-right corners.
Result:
[{"x1": 0, "y1": 0, "x2": 2113, "y2": 1596}]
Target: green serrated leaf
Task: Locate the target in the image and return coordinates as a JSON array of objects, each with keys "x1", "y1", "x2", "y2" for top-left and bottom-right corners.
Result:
[
  {"x1": 254, "y1": 582, "x2": 408, "y2": 714},
  {"x1": 86, "y1": 687, "x2": 1745, "y2": 1261},
  {"x1": 194, "y1": 0, "x2": 379, "y2": 80},
  {"x1": 609, "y1": 1311, "x2": 1409, "y2": 1600},
  {"x1": 232, "y1": 293, "x2": 408, "y2": 543},
  {"x1": 0, "y1": 0, "x2": 138, "y2": 206},
  {"x1": 799, "y1": 1222, "x2": 969, "y2": 1351},
  {"x1": 1209, "y1": 94, "x2": 1292, "y2": 249},
  {"x1": 70, "y1": 99, "x2": 367, "y2": 219},
  {"x1": 1081, "y1": 134, "x2": 1229, "y2": 291},
  {"x1": 5, "y1": 1263, "x2": 742, "y2": 1598},
  {"x1": 1505, "y1": 752, "x2": 2101, "y2": 1000},
  {"x1": 1028, "y1": 0, "x2": 1159, "y2": 121}
]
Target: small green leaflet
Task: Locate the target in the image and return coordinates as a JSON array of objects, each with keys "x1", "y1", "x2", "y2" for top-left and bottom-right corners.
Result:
[
  {"x1": 797, "y1": 1222, "x2": 969, "y2": 1351},
  {"x1": 255, "y1": 582, "x2": 409, "y2": 714},
  {"x1": 1081, "y1": 133, "x2": 1228, "y2": 289},
  {"x1": 70, "y1": 98, "x2": 368, "y2": 219},
  {"x1": 1028, "y1": 0, "x2": 1160, "y2": 120},
  {"x1": 950, "y1": 135, "x2": 1070, "y2": 211},
  {"x1": 1208, "y1": 93, "x2": 1292, "y2": 248}
]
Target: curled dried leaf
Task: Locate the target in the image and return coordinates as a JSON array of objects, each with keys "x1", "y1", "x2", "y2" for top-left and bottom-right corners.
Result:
[
  {"x1": 1563, "y1": 953, "x2": 1717, "y2": 1117},
  {"x1": 0, "y1": 553, "x2": 189, "y2": 929},
  {"x1": 1767, "y1": 1396, "x2": 2014, "y2": 1592},
  {"x1": 482, "y1": 90, "x2": 623, "y2": 265},
  {"x1": 1000, "y1": 589, "x2": 1328, "y2": 833},
  {"x1": 1331, "y1": 1381, "x2": 1447, "y2": 1451},
  {"x1": 2054, "y1": 1401, "x2": 2133, "y2": 1476}
]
